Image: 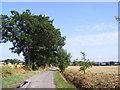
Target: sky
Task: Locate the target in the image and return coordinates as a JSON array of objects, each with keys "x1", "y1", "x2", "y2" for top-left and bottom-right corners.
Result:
[
  {"x1": 0, "y1": 2, "x2": 118, "y2": 62},
  {"x1": 0, "y1": 0, "x2": 119, "y2": 2}
]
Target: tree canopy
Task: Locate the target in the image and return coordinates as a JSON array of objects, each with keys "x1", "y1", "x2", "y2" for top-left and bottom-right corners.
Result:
[
  {"x1": 56, "y1": 49, "x2": 71, "y2": 72},
  {"x1": 1, "y1": 9, "x2": 67, "y2": 70}
]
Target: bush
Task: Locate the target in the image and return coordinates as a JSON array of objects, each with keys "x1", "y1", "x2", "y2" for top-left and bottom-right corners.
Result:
[
  {"x1": 79, "y1": 52, "x2": 93, "y2": 74},
  {"x1": 22, "y1": 65, "x2": 32, "y2": 71},
  {"x1": 2, "y1": 66, "x2": 13, "y2": 77},
  {"x1": 57, "y1": 49, "x2": 71, "y2": 72}
]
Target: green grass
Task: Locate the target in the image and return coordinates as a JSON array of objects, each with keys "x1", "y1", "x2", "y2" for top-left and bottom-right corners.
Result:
[
  {"x1": 54, "y1": 71, "x2": 76, "y2": 88},
  {"x1": 2, "y1": 71, "x2": 39, "y2": 88}
]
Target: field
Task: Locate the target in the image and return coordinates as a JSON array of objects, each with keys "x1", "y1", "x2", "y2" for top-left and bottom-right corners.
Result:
[
  {"x1": 66, "y1": 66, "x2": 119, "y2": 74},
  {"x1": 63, "y1": 66, "x2": 120, "y2": 88}
]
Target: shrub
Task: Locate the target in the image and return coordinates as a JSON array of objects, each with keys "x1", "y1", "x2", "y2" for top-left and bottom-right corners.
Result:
[
  {"x1": 2, "y1": 66, "x2": 13, "y2": 77},
  {"x1": 79, "y1": 52, "x2": 93, "y2": 74},
  {"x1": 57, "y1": 49, "x2": 71, "y2": 72}
]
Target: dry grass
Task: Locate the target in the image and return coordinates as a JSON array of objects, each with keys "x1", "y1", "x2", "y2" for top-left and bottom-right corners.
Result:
[
  {"x1": 66, "y1": 66, "x2": 118, "y2": 74},
  {"x1": 1, "y1": 65, "x2": 34, "y2": 78},
  {"x1": 0, "y1": 64, "x2": 24, "y2": 68},
  {"x1": 63, "y1": 66, "x2": 120, "y2": 88}
]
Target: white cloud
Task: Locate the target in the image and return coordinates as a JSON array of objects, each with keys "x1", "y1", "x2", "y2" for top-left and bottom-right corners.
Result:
[
  {"x1": 64, "y1": 31, "x2": 118, "y2": 61},
  {"x1": 88, "y1": 23, "x2": 117, "y2": 31},
  {"x1": 75, "y1": 23, "x2": 117, "y2": 32},
  {"x1": 66, "y1": 31, "x2": 118, "y2": 46}
]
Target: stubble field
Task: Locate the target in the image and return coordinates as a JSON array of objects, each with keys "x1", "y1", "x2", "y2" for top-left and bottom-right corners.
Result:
[
  {"x1": 63, "y1": 66, "x2": 120, "y2": 88},
  {"x1": 66, "y1": 66, "x2": 119, "y2": 74}
]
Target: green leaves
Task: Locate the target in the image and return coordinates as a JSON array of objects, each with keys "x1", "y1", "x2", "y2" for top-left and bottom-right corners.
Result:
[
  {"x1": 1, "y1": 9, "x2": 66, "y2": 69},
  {"x1": 79, "y1": 52, "x2": 93, "y2": 74},
  {"x1": 56, "y1": 49, "x2": 71, "y2": 72}
]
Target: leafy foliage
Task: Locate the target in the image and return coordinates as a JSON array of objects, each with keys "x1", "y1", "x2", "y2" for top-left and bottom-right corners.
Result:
[
  {"x1": 72, "y1": 58, "x2": 79, "y2": 66},
  {"x1": 79, "y1": 52, "x2": 93, "y2": 74},
  {"x1": 1, "y1": 59, "x2": 23, "y2": 64},
  {"x1": 1, "y1": 9, "x2": 66, "y2": 70},
  {"x1": 56, "y1": 49, "x2": 71, "y2": 72}
]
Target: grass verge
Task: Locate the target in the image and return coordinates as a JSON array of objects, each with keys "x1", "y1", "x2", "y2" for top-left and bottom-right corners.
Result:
[
  {"x1": 54, "y1": 71, "x2": 76, "y2": 88},
  {"x1": 2, "y1": 71, "x2": 40, "y2": 88}
]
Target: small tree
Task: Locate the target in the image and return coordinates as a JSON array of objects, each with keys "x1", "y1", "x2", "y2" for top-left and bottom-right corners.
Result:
[
  {"x1": 79, "y1": 52, "x2": 93, "y2": 74},
  {"x1": 57, "y1": 49, "x2": 71, "y2": 72},
  {"x1": 73, "y1": 58, "x2": 79, "y2": 66}
]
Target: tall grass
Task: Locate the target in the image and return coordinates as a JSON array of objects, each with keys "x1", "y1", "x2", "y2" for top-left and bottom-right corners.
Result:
[
  {"x1": 2, "y1": 71, "x2": 39, "y2": 88},
  {"x1": 54, "y1": 71, "x2": 75, "y2": 88}
]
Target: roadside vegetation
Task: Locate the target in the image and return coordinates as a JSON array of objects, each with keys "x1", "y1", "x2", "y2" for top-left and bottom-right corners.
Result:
[
  {"x1": 62, "y1": 52, "x2": 119, "y2": 89},
  {"x1": 54, "y1": 71, "x2": 75, "y2": 88},
  {"x1": 1, "y1": 65, "x2": 45, "y2": 88},
  {"x1": 63, "y1": 66, "x2": 119, "y2": 88},
  {"x1": 2, "y1": 71, "x2": 39, "y2": 88}
]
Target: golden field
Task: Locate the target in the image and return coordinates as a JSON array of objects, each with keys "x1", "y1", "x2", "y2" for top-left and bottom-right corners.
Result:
[
  {"x1": 66, "y1": 66, "x2": 119, "y2": 74},
  {"x1": 63, "y1": 66, "x2": 120, "y2": 88},
  {"x1": 0, "y1": 64, "x2": 24, "y2": 68}
]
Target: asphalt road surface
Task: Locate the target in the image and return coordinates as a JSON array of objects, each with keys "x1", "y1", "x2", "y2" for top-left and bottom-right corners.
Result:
[{"x1": 21, "y1": 67, "x2": 56, "y2": 88}]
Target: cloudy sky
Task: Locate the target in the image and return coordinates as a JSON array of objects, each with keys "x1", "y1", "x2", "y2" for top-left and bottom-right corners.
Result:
[{"x1": 0, "y1": 2, "x2": 118, "y2": 62}]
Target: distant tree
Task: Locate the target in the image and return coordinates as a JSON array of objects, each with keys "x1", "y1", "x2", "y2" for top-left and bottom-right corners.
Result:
[
  {"x1": 56, "y1": 49, "x2": 71, "y2": 72},
  {"x1": 105, "y1": 62, "x2": 110, "y2": 66},
  {"x1": 73, "y1": 58, "x2": 79, "y2": 66},
  {"x1": 115, "y1": 16, "x2": 120, "y2": 23},
  {"x1": 79, "y1": 61, "x2": 84, "y2": 65},
  {"x1": 1, "y1": 59, "x2": 23, "y2": 64},
  {"x1": 79, "y1": 52, "x2": 93, "y2": 74},
  {"x1": 109, "y1": 61, "x2": 115, "y2": 66}
]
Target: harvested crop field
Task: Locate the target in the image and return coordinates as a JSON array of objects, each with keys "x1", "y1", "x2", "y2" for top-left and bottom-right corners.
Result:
[
  {"x1": 66, "y1": 66, "x2": 119, "y2": 74},
  {"x1": 63, "y1": 66, "x2": 120, "y2": 88}
]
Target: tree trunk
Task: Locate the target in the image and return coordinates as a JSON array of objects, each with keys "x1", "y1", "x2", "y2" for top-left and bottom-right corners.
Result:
[{"x1": 84, "y1": 70, "x2": 85, "y2": 74}]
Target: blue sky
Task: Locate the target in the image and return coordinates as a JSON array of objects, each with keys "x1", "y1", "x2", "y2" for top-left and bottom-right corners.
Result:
[{"x1": 0, "y1": 2, "x2": 118, "y2": 62}]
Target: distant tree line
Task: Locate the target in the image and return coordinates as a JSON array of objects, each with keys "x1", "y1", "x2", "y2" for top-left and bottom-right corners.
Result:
[
  {"x1": 71, "y1": 60, "x2": 119, "y2": 66},
  {"x1": 1, "y1": 59, "x2": 24, "y2": 64},
  {"x1": 93, "y1": 61, "x2": 120, "y2": 66}
]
